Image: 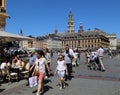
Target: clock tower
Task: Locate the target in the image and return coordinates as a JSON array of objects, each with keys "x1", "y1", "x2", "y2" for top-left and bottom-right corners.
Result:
[
  {"x1": 67, "y1": 11, "x2": 74, "y2": 33},
  {"x1": 0, "y1": 0, "x2": 8, "y2": 31}
]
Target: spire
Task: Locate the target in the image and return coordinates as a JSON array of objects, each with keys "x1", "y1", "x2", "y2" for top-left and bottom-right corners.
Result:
[
  {"x1": 20, "y1": 29, "x2": 23, "y2": 36},
  {"x1": 67, "y1": 11, "x2": 74, "y2": 33},
  {"x1": 78, "y1": 22, "x2": 84, "y2": 34},
  {"x1": 54, "y1": 26, "x2": 58, "y2": 34}
]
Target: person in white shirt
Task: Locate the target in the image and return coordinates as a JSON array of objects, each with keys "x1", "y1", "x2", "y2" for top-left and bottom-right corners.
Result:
[
  {"x1": 97, "y1": 46, "x2": 105, "y2": 71},
  {"x1": 0, "y1": 59, "x2": 9, "y2": 82},
  {"x1": 30, "y1": 50, "x2": 50, "y2": 95},
  {"x1": 72, "y1": 48, "x2": 79, "y2": 67},
  {"x1": 54, "y1": 55, "x2": 68, "y2": 90},
  {"x1": 63, "y1": 44, "x2": 75, "y2": 80}
]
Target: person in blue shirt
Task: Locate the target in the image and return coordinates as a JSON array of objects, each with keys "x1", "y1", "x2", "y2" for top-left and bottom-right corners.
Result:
[{"x1": 26, "y1": 50, "x2": 36, "y2": 86}]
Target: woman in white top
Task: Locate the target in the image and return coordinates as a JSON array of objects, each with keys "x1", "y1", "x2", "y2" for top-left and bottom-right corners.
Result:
[
  {"x1": 54, "y1": 55, "x2": 68, "y2": 90},
  {"x1": 0, "y1": 59, "x2": 9, "y2": 82},
  {"x1": 30, "y1": 50, "x2": 50, "y2": 95}
]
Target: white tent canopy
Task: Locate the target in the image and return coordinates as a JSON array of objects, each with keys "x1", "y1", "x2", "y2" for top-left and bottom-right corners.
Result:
[{"x1": 0, "y1": 31, "x2": 32, "y2": 42}]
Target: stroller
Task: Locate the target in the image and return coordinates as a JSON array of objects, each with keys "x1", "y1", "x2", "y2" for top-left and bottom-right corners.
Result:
[{"x1": 88, "y1": 52, "x2": 99, "y2": 70}]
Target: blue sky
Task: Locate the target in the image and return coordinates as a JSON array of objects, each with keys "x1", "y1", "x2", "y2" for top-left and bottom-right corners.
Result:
[{"x1": 6, "y1": 0, "x2": 120, "y2": 38}]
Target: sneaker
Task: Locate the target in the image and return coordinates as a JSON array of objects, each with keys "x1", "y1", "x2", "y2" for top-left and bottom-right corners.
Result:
[
  {"x1": 44, "y1": 76, "x2": 48, "y2": 79},
  {"x1": 36, "y1": 92, "x2": 39, "y2": 95},
  {"x1": 59, "y1": 86, "x2": 62, "y2": 90}
]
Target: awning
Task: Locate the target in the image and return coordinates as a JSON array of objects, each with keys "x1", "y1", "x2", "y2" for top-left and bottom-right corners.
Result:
[{"x1": 0, "y1": 31, "x2": 32, "y2": 42}]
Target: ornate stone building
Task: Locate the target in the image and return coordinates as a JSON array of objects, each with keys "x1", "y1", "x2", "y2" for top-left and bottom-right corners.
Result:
[
  {"x1": 57, "y1": 11, "x2": 110, "y2": 50},
  {"x1": 117, "y1": 39, "x2": 120, "y2": 48},
  {"x1": 36, "y1": 31, "x2": 62, "y2": 50},
  {"x1": 0, "y1": 0, "x2": 8, "y2": 31},
  {"x1": 28, "y1": 11, "x2": 111, "y2": 50},
  {"x1": 102, "y1": 33, "x2": 117, "y2": 50}
]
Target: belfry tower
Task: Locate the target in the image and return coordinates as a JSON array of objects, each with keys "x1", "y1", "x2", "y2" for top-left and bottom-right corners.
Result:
[
  {"x1": 0, "y1": 0, "x2": 8, "y2": 31},
  {"x1": 67, "y1": 11, "x2": 74, "y2": 33}
]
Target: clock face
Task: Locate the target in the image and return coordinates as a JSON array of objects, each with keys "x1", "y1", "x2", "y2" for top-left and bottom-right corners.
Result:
[{"x1": 0, "y1": 0, "x2": 2, "y2": 7}]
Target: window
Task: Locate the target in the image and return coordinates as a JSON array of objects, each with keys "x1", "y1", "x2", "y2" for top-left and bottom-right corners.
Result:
[{"x1": 0, "y1": 0, "x2": 2, "y2": 6}]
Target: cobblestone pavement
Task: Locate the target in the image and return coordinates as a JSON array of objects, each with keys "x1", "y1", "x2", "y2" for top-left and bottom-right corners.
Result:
[{"x1": 0, "y1": 53, "x2": 120, "y2": 95}]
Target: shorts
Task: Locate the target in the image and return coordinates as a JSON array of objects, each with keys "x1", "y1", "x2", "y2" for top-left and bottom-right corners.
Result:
[
  {"x1": 57, "y1": 70, "x2": 65, "y2": 78},
  {"x1": 38, "y1": 73, "x2": 45, "y2": 80}
]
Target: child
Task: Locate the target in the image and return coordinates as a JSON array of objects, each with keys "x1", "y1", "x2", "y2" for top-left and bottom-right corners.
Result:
[{"x1": 54, "y1": 55, "x2": 68, "y2": 90}]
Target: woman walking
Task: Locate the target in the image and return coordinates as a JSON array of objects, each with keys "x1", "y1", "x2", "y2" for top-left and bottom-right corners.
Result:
[
  {"x1": 54, "y1": 55, "x2": 68, "y2": 90},
  {"x1": 44, "y1": 48, "x2": 52, "y2": 78},
  {"x1": 30, "y1": 50, "x2": 50, "y2": 95}
]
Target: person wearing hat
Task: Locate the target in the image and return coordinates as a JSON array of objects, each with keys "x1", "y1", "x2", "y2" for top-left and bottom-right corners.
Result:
[{"x1": 26, "y1": 49, "x2": 36, "y2": 86}]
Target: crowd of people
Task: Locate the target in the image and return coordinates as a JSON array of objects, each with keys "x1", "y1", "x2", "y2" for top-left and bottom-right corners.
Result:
[{"x1": 1, "y1": 44, "x2": 117, "y2": 95}]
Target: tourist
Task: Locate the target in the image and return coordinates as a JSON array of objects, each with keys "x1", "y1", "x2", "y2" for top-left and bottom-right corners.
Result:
[
  {"x1": 85, "y1": 50, "x2": 90, "y2": 64},
  {"x1": 30, "y1": 50, "x2": 50, "y2": 95},
  {"x1": 63, "y1": 44, "x2": 75, "y2": 81},
  {"x1": 54, "y1": 55, "x2": 68, "y2": 90},
  {"x1": 0, "y1": 59, "x2": 9, "y2": 82},
  {"x1": 44, "y1": 48, "x2": 52, "y2": 78},
  {"x1": 97, "y1": 46, "x2": 105, "y2": 71},
  {"x1": 26, "y1": 49, "x2": 36, "y2": 86},
  {"x1": 108, "y1": 48, "x2": 112, "y2": 58},
  {"x1": 73, "y1": 48, "x2": 79, "y2": 67},
  {"x1": 12, "y1": 56, "x2": 22, "y2": 67}
]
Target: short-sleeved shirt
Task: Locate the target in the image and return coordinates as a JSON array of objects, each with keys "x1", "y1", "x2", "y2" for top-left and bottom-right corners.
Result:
[
  {"x1": 35, "y1": 58, "x2": 47, "y2": 73},
  {"x1": 57, "y1": 60, "x2": 66, "y2": 71},
  {"x1": 29, "y1": 54, "x2": 36, "y2": 66},
  {"x1": 45, "y1": 53, "x2": 51, "y2": 63},
  {"x1": 0, "y1": 62, "x2": 6, "y2": 70},
  {"x1": 63, "y1": 48, "x2": 75, "y2": 64},
  {"x1": 97, "y1": 48, "x2": 104, "y2": 57}
]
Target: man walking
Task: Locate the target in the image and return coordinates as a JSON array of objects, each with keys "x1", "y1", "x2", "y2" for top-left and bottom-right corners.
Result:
[
  {"x1": 97, "y1": 46, "x2": 105, "y2": 72},
  {"x1": 63, "y1": 44, "x2": 75, "y2": 80},
  {"x1": 26, "y1": 49, "x2": 36, "y2": 86}
]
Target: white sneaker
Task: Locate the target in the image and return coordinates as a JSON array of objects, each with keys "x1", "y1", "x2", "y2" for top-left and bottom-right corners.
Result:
[
  {"x1": 36, "y1": 92, "x2": 39, "y2": 95},
  {"x1": 59, "y1": 86, "x2": 62, "y2": 90},
  {"x1": 44, "y1": 76, "x2": 48, "y2": 79}
]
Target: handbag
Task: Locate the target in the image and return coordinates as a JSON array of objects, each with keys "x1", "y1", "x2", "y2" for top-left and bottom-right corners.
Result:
[
  {"x1": 29, "y1": 76, "x2": 38, "y2": 87},
  {"x1": 33, "y1": 69, "x2": 39, "y2": 76}
]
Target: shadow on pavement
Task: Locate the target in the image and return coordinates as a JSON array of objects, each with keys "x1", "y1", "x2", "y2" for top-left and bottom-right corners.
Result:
[
  {"x1": 32, "y1": 79, "x2": 52, "y2": 94},
  {"x1": 56, "y1": 82, "x2": 69, "y2": 88},
  {"x1": 44, "y1": 79, "x2": 52, "y2": 84},
  {"x1": 32, "y1": 85, "x2": 53, "y2": 95},
  {"x1": 0, "y1": 88, "x2": 5, "y2": 93},
  {"x1": 42, "y1": 85, "x2": 53, "y2": 95}
]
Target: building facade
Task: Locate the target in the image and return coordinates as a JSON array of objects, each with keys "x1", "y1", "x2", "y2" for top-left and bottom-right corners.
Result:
[
  {"x1": 37, "y1": 33, "x2": 62, "y2": 50},
  {"x1": 0, "y1": 0, "x2": 8, "y2": 31},
  {"x1": 57, "y1": 11, "x2": 110, "y2": 50},
  {"x1": 28, "y1": 11, "x2": 112, "y2": 50},
  {"x1": 117, "y1": 39, "x2": 120, "y2": 48},
  {"x1": 107, "y1": 34, "x2": 117, "y2": 50}
]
